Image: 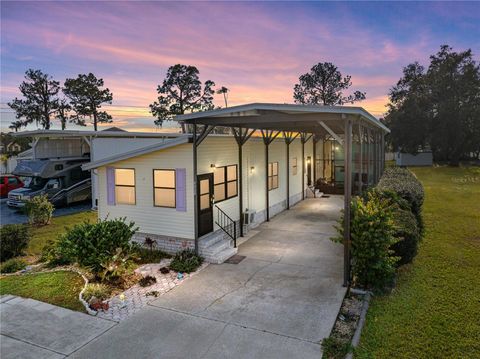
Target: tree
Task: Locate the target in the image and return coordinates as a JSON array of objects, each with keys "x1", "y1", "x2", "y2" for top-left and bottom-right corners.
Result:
[
  {"x1": 384, "y1": 63, "x2": 430, "y2": 154},
  {"x1": 216, "y1": 86, "x2": 230, "y2": 107},
  {"x1": 150, "y1": 64, "x2": 215, "y2": 129},
  {"x1": 386, "y1": 45, "x2": 480, "y2": 165},
  {"x1": 8, "y1": 69, "x2": 61, "y2": 130},
  {"x1": 56, "y1": 99, "x2": 72, "y2": 130},
  {"x1": 293, "y1": 62, "x2": 366, "y2": 105},
  {"x1": 63, "y1": 73, "x2": 113, "y2": 131}
]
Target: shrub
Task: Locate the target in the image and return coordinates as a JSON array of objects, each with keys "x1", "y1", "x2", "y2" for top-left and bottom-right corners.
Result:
[
  {"x1": 333, "y1": 193, "x2": 398, "y2": 290},
  {"x1": 49, "y1": 217, "x2": 138, "y2": 276},
  {"x1": 0, "y1": 224, "x2": 30, "y2": 261},
  {"x1": 138, "y1": 275, "x2": 157, "y2": 287},
  {"x1": 82, "y1": 283, "x2": 111, "y2": 302},
  {"x1": 169, "y1": 249, "x2": 203, "y2": 273},
  {"x1": 24, "y1": 195, "x2": 54, "y2": 226},
  {"x1": 363, "y1": 189, "x2": 421, "y2": 266},
  {"x1": 134, "y1": 247, "x2": 170, "y2": 264},
  {"x1": 377, "y1": 168, "x2": 424, "y2": 215},
  {"x1": 0, "y1": 258, "x2": 27, "y2": 273},
  {"x1": 390, "y1": 207, "x2": 420, "y2": 266}
]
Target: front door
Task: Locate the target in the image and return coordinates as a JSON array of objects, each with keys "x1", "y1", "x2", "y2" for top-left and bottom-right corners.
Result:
[
  {"x1": 197, "y1": 173, "x2": 214, "y2": 237},
  {"x1": 307, "y1": 156, "x2": 312, "y2": 186}
]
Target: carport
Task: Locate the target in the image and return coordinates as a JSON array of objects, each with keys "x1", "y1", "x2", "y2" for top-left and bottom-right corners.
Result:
[{"x1": 175, "y1": 103, "x2": 390, "y2": 285}]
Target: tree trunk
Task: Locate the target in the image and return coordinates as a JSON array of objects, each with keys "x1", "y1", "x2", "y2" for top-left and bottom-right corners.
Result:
[{"x1": 93, "y1": 111, "x2": 97, "y2": 131}]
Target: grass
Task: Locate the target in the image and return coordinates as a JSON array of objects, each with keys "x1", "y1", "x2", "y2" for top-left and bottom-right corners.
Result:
[
  {"x1": 27, "y1": 210, "x2": 96, "y2": 257},
  {"x1": 0, "y1": 210, "x2": 96, "y2": 312},
  {"x1": 0, "y1": 271, "x2": 85, "y2": 311},
  {"x1": 356, "y1": 166, "x2": 480, "y2": 358}
]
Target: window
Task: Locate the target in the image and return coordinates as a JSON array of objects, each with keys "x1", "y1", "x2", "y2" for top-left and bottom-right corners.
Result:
[
  {"x1": 8, "y1": 177, "x2": 18, "y2": 184},
  {"x1": 292, "y1": 157, "x2": 297, "y2": 176},
  {"x1": 153, "y1": 169, "x2": 176, "y2": 208},
  {"x1": 268, "y1": 162, "x2": 279, "y2": 190},
  {"x1": 213, "y1": 165, "x2": 237, "y2": 203},
  {"x1": 115, "y1": 169, "x2": 135, "y2": 205}
]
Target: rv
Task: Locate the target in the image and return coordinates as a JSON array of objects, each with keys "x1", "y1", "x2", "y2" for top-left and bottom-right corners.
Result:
[{"x1": 7, "y1": 158, "x2": 91, "y2": 208}]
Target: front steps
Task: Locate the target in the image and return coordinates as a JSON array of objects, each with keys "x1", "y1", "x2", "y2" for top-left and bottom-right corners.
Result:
[{"x1": 199, "y1": 232, "x2": 237, "y2": 264}]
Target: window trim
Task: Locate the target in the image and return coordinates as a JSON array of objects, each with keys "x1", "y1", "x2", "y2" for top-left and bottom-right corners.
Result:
[
  {"x1": 268, "y1": 161, "x2": 279, "y2": 191},
  {"x1": 114, "y1": 168, "x2": 136, "y2": 205},
  {"x1": 213, "y1": 164, "x2": 238, "y2": 203},
  {"x1": 153, "y1": 169, "x2": 176, "y2": 208}
]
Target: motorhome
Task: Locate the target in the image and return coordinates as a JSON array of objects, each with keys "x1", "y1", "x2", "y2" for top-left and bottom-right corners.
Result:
[{"x1": 7, "y1": 158, "x2": 91, "y2": 207}]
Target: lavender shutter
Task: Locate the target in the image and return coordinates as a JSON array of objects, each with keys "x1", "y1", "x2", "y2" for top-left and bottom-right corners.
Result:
[
  {"x1": 175, "y1": 168, "x2": 186, "y2": 212},
  {"x1": 106, "y1": 167, "x2": 116, "y2": 205}
]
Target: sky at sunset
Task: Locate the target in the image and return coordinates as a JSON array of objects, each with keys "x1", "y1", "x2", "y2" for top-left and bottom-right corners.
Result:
[{"x1": 1, "y1": 1, "x2": 479, "y2": 132}]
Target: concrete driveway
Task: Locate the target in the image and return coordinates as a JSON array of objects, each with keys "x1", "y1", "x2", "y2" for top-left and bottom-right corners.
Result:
[{"x1": 72, "y1": 196, "x2": 346, "y2": 358}]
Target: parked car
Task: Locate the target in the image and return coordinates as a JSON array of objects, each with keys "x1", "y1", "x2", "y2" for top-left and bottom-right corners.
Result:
[{"x1": 0, "y1": 175, "x2": 24, "y2": 198}]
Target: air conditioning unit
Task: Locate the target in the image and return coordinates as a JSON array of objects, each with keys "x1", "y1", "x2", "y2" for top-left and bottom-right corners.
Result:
[{"x1": 242, "y1": 209, "x2": 255, "y2": 225}]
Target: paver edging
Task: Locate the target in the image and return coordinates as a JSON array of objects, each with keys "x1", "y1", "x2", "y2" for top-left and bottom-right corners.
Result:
[{"x1": 345, "y1": 288, "x2": 372, "y2": 359}]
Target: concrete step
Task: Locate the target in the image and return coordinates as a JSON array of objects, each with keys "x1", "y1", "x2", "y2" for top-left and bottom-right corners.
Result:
[
  {"x1": 205, "y1": 246, "x2": 238, "y2": 264},
  {"x1": 201, "y1": 239, "x2": 230, "y2": 256},
  {"x1": 198, "y1": 234, "x2": 223, "y2": 250}
]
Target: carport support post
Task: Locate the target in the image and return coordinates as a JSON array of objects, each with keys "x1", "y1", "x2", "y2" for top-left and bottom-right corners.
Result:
[
  {"x1": 343, "y1": 118, "x2": 353, "y2": 287},
  {"x1": 192, "y1": 122, "x2": 199, "y2": 254},
  {"x1": 233, "y1": 128, "x2": 254, "y2": 238}
]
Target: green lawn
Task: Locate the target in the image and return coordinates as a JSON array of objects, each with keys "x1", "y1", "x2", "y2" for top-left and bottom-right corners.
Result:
[
  {"x1": 356, "y1": 166, "x2": 480, "y2": 358},
  {"x1": 27, "y1": 210, "x2": 97, "y2": 256},
  {"x1": 0, "y1": 271, "x2": 85, "y2": 311},
  {"x1": 0, "y1": 210, "x2": 96, "y2": 312}
]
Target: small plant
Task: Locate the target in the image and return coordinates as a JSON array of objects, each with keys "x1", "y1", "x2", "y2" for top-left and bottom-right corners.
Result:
[
  {"x1": 82, "y1": 283, "x2": 112, "y2": 302},
  {"x1": 0, "y1": 258, "x2": 27, "y2": 273},
  {"x1": 159, "y1": 267, "x2": 170, "y2": 274},
  {"x1": 99, "y1": 248, "x2": 133, "y2": 283},
  {"x1": 134, "y1": 247, "x2": 170, "y2": 264},
  {"x1": 0, "y1": 224, "x2": 30, "y2": 261},
  {"x1": 144, "y1": 237, "x2": 157, "y2": 251},
  {"x1": 169, "y1": 249, "x2": 203, "y2": 273},
  {"x1": 139, "y1": 275, "x2": 157, "y2": 287},
  {"x1": 24, "y1": 195, "x2": 54, "y2": 226}
]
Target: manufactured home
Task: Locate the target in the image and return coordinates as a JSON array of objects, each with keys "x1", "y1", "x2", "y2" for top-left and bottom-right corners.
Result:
[{"x1": 83, "y1": 103, "x2": 389, "y2": 284}]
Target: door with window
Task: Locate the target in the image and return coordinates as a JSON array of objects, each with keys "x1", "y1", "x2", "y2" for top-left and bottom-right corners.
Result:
[
  {"x1": 197, "y1": 173, "x2": 214, "y2": 237},
  {"x1": 306, "y1": 156, "x2": 312, "y2": 186}
]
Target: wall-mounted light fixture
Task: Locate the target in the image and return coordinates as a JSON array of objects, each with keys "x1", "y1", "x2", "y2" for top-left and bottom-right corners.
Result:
[
  {"x1": 210, "y1": 164, "x2": 216, "y2": 169},
  {"x1": 250, "y1": 166, "x2": 255, "y2": 175},
  {"x1": 306, "y1": 158, "x2": 311, "y2": 164}
]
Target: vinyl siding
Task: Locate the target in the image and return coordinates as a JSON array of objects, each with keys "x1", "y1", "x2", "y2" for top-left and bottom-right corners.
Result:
[{"x1": 97, "y1": 143, "x2": 194, "y2": 239}]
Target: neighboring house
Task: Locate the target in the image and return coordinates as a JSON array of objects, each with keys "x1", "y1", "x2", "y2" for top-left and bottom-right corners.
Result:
[{"x1": 83, "y1": 103, "x2": 389, "y2": 270}]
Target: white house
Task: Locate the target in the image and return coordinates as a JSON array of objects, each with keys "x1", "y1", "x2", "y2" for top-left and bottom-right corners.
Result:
[{"x1": 83, "y1": 103, "x2": 389, "y2": 275}]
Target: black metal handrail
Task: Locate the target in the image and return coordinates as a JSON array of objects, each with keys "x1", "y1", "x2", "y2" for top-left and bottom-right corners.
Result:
[{"x1": 214, "y1": 204, "x2": 237, "y2": 248}]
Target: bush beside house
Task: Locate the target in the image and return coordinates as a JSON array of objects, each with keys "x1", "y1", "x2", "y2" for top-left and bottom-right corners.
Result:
[
  {"x1": 334, "y1": 167, "x2": 425, "y2": 291},
  {"x1": 0, "y1": 224, "x2": 30, "y2": 261}
]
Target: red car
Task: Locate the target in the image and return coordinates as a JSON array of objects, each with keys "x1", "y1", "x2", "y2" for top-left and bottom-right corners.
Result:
[{"x1": 0, "y1": 175, "x2": 24, "y2": 198}]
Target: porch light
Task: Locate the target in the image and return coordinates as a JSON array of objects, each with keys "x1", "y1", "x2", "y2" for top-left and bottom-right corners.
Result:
[
  {"x1": 210, "y1": 164, "x2": 216, "y2": 169},
  {"x1": 306, "y1": 158, "x2": 311, "y2": 164},
  {"x1": 250, "y1": 166, "x2": 255, "y2": 174}
]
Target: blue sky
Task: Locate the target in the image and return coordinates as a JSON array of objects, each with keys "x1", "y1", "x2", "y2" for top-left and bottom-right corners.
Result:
[{"x1": 1, "y1": 1, "x2": 479, "y2": 132}]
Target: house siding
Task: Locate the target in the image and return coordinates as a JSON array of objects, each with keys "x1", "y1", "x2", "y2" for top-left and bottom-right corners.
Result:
[
  {"x1": 95, "y1": 136, "x2": 314, "y2": 252},
  {"x1": 98, "y1": 143, "x2": 195, "y2": 240}
]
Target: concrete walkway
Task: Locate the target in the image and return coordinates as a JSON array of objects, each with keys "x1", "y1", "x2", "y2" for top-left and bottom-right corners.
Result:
[
  {"x1": 0, "y1": 295, "x2": 115, "y2": 359},
  {"x1": 72, "y1": 196, "x2": 346, "y2": 358}
]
